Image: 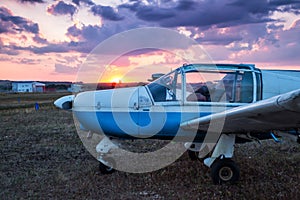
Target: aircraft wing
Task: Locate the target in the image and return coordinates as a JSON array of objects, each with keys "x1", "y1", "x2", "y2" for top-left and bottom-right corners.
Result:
[{"x1": 180, "y1": 89, "x2": 300, "y2": 133}]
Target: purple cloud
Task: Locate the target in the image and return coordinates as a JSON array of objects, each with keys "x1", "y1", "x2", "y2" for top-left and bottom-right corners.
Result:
[
  {"x1": 176, "y1": 0, "x2": 196, "y2": 10},
  {"x1": 55, "y1": 63, "x2": 78, "y2": 74},
  {"x1": 18, "y1": 0, "x2": 45, "y2": 3},
  {"x1": 248, "y1": 20, "x2": 300, "y2": 65},
  {"x1": 91, "y1": 4, "x2": 124, "y2": 21},
  {"x1": 136, "y1": 6, "x2": 175, "y2": 21},
  {"x1": 19, "y1": 58, "x2": 41, "y2": 65},
  {"x1": 1, "y1": 0, "x2": 299, "y2": 70},
  {"x1": 66, "y1": 23, "x2": 125, "y2": 46},
  {"x1": 72, "y1": 0, "x2": 94, "y2": 6},
  {"x1": 33, "y1": 35, "x2": 48, "y2": 44},
  {"x1": 47, "y1": 1, "x2": 77, "y2": 17},
  {"x1": 119, "y1": 0, "x2": 298, "y2": 29},
  {"x1": 0, "y1": 6, "x2": 39, "y2": 34},
  {"x1": 270, "y1": 0, "x2": 300, "y2": 14}
]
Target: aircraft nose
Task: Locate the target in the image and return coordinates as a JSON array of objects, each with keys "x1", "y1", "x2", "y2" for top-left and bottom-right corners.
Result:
[{"x1": 54, "y1": 95, "x2": 74, "y2": 110}]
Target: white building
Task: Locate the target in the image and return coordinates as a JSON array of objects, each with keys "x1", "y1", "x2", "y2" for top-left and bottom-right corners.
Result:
[{"x1": 12, "y1": 81, "x2": 46, "y2": 93}]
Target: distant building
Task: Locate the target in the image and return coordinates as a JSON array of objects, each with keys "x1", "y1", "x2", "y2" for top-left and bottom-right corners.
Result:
[{"x1": 12, "y1": 81, "x2": 46, "y2": 93}]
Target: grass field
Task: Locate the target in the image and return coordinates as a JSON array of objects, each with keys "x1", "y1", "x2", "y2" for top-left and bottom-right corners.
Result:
[{"x1": 1, "y1": 93, "x2": 299, "y2": 199}]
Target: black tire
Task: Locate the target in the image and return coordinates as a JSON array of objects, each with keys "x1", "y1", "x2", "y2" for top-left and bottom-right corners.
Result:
[
  {"x1": 99, "y1": 157, "x2": 115, "y2": 174},
  {"x1": 188, "y1": 150, "x2": 199, "y2": 161},
  {"x1": 210, "y1": 158, "x2": 240, "y2": 184}
]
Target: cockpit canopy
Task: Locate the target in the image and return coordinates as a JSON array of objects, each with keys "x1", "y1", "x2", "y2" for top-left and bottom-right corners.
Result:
[{"x1": 147, "y1": 64, "x2": 261, "y2": 104}]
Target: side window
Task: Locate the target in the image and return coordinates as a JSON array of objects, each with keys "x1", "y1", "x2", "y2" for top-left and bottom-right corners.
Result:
[
  {"x1": 147, "y1": 70, "x2": 181, "y2": 102},
  {"x1": 185, "y1": 71, "x2": 212, "y2": 102},
  {"x1": 175, "y1": 72, "x2": 182, "y2": 101},
  {"x1": 185, "y1": 70, "x2": 254, "y2": 103},
  {"x1": 255, "y1": 72, "x2": 262, "y2": 101},
  {"x1": 239, "y1": 71, "x2": 254, "y2": 103}
]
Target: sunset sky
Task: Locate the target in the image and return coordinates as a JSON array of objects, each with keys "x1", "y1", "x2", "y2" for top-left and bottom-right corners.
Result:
[{"x1": 0, "y1": 0, "x2": 300, "y2": 82}]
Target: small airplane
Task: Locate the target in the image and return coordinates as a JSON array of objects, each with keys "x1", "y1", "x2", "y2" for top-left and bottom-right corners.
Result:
[{"x1": 54, "y1": 63, "x2": 300, "y2": 184}]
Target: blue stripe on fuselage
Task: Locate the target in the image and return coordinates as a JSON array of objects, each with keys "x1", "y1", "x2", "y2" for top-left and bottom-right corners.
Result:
[{"x1": 96, "y1": 111, "x2": 211, "y2": 139}]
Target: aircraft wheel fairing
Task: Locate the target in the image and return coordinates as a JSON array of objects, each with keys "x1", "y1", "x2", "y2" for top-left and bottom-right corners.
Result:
[
  {"x1": 99, "y1": 157, "x2": 116, "y2": 174},
  {"x1": 210, "y1": 158, "x2": 239, "y2": 184}
]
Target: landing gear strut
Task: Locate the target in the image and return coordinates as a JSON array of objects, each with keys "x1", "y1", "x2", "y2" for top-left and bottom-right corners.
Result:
[{"x1": 96, "y1": 137, "x2": 118, "y2": 174}]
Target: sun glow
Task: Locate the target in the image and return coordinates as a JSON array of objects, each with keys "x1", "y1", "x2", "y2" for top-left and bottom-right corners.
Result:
[{"x1": 110, "y1": 76, "x2": 122, "y2": 83}]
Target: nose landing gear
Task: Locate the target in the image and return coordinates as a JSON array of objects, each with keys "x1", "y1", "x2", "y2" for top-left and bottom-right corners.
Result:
[{"x1": 99, "y1": 156, "x2": 116, "y2": 174}]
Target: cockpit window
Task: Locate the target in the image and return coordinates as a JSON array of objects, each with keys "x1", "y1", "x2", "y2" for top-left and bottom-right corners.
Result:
[
  {"x1": 147, "y1": 69, "x2": 182, "y2": 102},
  {"x1": 147, "y1": 65, "x2": 254, "y2": 103},
  {"x1": 185, "y1": 69, "x2": 253, "y2": 103}
]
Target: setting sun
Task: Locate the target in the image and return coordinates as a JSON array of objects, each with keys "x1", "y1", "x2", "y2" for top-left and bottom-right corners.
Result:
[{"x1": 110, "y1": 77, "x2": 122, "y2": 83}]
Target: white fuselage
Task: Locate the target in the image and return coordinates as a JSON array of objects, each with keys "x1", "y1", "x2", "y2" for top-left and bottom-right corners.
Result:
[{"x1": 54, "y1": 64, "x2": 300, "y2": 142}]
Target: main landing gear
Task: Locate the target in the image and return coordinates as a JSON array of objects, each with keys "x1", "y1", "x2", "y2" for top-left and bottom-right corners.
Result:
[
  {"x1": 210, "y1": 157, "x2": 239, "y2": 184},
  {"x1": 205, "y1": 134, "x2": 239, "y2": 184},
  {"x1": 187, "y1": 134, "x2": 240, "y2": 184},
  {"x1": 96, "y1": 134, "x2": 240, "y2": 184}
]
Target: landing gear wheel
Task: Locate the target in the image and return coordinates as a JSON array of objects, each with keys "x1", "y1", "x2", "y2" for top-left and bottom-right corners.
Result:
[
  {"x1": 188, "y1": 150, "x2": 199, "y2": 161},
  {"x1": 99, "y1": 157, "x2": 115, "y2": 174},
  {"x1": 210, "y1": 158, "x2": 239, "y2": 184}
]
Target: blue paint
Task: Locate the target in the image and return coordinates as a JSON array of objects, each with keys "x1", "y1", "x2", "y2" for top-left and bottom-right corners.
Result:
[
  {"x1": 156, "y1": 112, "x2": 181, "y2": 136},
  {"x1": 96, "y1": 111, "x2": 212, "y2": 139},
  {"x1": 96, "y1": 112, "x2": 131, "y2": 137},
  {"x1": 129, "y1": 112, "x2": 152, "y2": 127},
  {"x1": 139, "y1": 112, "x2": 152, "y2": 126}
]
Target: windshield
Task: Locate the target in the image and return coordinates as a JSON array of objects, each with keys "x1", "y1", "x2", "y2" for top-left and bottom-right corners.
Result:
[{"x1": 147, "y1": 68, "x2": 182, "y2": 102}]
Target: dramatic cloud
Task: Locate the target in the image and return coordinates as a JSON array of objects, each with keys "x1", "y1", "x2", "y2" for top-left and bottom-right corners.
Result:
[
  {"x1": 47, "y1": 1, "x2": 77, "y2": 17},
  {"x1": 33, "y1": 34, "x2": 48, "y2": 44},
  {"x1": 19, "y1": 57, "x2": 41, "y2": 65},
  {"x1": 195, "y1": 28, "x2": 244, "y2": 46},
  {"x1": 136, "y1": 6, "x2": 175, "y2": 21},
  {"x1": 65, "y1": 23, "x2": 123, "y2": 52},
  {"x1": 119, "y1": 0, "x2": 300, "y2": 29},
  {"x1": 72, "y1": 0, "x2": 94, "y2": 6},
  {"x1": 234, "y1": 19, "x2": 300, "y2": 65},
  {"x1": 2, "y1": 0, "x2": 300, "y2": 68},
  {"x1": 270, "y1": 0, "x2": 300, "y2": 14},
  {"x1": 0, "y1": 40, "x2": 19, "y2": 55},
  {"x1": 66, "y1": 24, "x2": 105, "y2": 43},
  {"x1": 18, "y1": 0, "x2": 45, "y2": 3},
  {"x1": 91, "y1": 4, "x2": 124, "y2": 21},
  {"x1": 0, "y1": 6, "x2": 39, "y2": 34},
  {"x1": 176, "y1": 0, "x2": 196, "y2": 11},
  {"x1": 54, "y1": 63, "x2": 78, "y2": 74}
]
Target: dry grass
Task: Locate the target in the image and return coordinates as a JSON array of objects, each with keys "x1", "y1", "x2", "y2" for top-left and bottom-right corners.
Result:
[
  {"x1": 0, "y1": 93, "x2": 299, "y2": 199},
  {"x1": 0, "y1": 92, "x2": 70, "y2": 110}
]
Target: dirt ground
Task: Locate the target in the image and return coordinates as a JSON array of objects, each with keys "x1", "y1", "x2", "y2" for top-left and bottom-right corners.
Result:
[{"x1": 1, "y1": 93, "x2": 300, "y2": 199}]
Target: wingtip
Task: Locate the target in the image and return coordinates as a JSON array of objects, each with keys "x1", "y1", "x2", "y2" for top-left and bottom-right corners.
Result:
[{"x1": 277, "y1": 89, "x2": 300, "y2": 112}]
